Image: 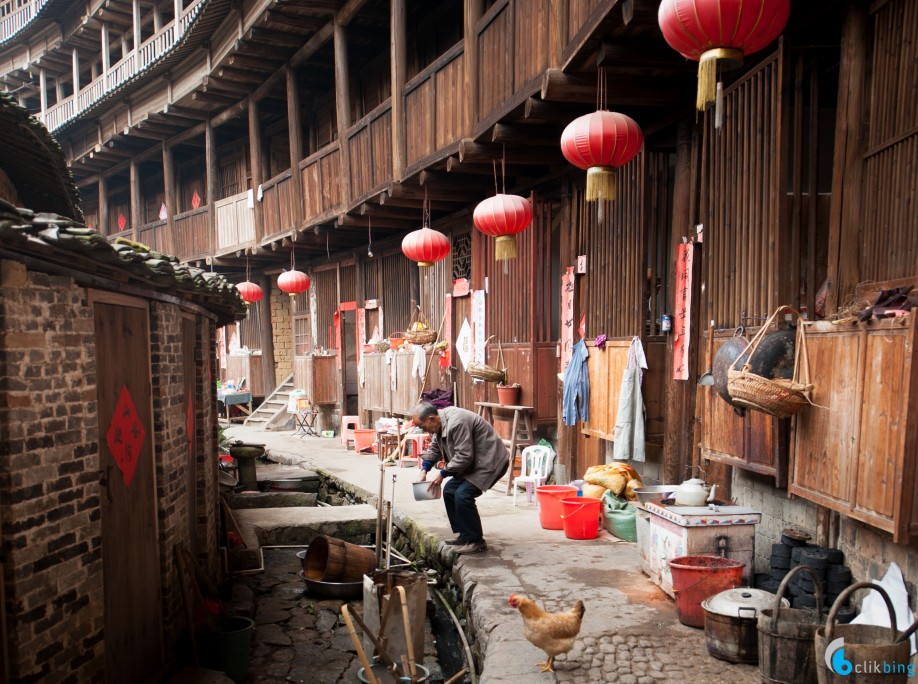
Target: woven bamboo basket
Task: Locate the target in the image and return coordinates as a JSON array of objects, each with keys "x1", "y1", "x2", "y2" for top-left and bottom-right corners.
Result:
[
  {"x1": 727, "y1": 306, "x2": 815, "y2": 419},
  {"x1": 405, "y1": 307, "x2": 437, "y2": 344},
  {"x1": 467, "y1": 336, "x2": 506, "y2": 384}
]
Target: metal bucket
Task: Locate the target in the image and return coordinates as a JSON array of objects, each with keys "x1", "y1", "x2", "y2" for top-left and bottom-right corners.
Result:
[
  {"x1": 814, "y1": 582, "x2": 910, "y2": 684},
  {"x1": 758, "y1": 565, "x2": 826, "y2": 684}
]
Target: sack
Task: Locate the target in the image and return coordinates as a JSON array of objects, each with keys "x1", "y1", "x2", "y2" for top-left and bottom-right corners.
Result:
[
  {"x1": 582, "y1": 483, "x2": 607, "y2": 499},
  {"x1": 583, "y1": 463, "x2": 642, "y2": 497},
  {"x1": 602, "y1": 490, "x2": 637, "y2": 542}
]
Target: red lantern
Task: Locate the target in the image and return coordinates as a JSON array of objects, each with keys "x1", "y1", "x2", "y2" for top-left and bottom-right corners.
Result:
[
  {"x1": 561, "y1": 111, "x2": 643, "y2": 202},
  {"x1": 658, "y1": 0, "x2": 790, "y2": 110},
  {"x1": 278, "y1": 269, "x2": 310, "y2": 297},
  {"x1": 401, "y1": 227, "x2": 450, "y2": 267},
  {"x1": 473, "y1": 194, "x2": 533, "y2": 261},
  {"x1": 236, "y1": 281, "x2": 263, "y2": 306}
]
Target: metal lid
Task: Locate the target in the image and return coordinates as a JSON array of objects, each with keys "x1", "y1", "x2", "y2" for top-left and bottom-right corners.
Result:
[{"x1": 702, "y1": 588, "x2": 789, "y2": 618}]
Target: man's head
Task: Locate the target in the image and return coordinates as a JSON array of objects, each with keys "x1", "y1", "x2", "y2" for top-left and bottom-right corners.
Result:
[{"x1": 411, "y1": 402, "x2": 442, "y2": 435}]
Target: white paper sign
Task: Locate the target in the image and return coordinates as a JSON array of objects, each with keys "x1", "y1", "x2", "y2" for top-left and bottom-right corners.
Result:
[
  {"x1": 456, "y1": 318, "x2": 473, "y2": 371},
  {"x1": 471, "y1": 290, "x2": 486, "y2": 364}
]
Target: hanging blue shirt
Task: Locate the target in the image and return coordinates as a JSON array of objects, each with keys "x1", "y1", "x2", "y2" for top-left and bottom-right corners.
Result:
[{"x1": 562, "y1": 339, "x2": 590, "y2": 426}]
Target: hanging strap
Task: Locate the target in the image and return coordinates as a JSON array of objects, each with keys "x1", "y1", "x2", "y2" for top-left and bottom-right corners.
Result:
[{"x1": 730, "y1": 305, "x2": 798, "y2": 373}]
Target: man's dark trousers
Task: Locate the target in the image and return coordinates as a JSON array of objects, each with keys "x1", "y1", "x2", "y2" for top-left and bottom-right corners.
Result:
[{"x1": 443, "y1": 477, "x2": 484, "y2": 543}]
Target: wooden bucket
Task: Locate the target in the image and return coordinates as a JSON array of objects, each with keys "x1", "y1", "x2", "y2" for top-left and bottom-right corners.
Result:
[
  {"x1": 303, "y1": 535, "x2": 377, "y2": 582},
  {"x1": 758, "y1": 565, "x2": 826, "y2": 684},
  {"x1": 814, "y1": 582, "x2": 911, "y2": 684}
]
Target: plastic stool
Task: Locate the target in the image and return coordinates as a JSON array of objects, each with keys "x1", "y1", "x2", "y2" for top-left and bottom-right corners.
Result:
[
  {"x1": 340, "y1": 415, "x2": 361, "y2": 448},
  {"x1": 403, "y1": 433, "x2": 430, "y2": 457}
]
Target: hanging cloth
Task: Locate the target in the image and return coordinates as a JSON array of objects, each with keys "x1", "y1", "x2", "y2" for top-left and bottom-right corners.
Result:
[
  {"x1": 562, "y1": 339, "x2": 590, "y2": 426},
  {"x1": 411, "y1": 344, "x2": 427, "y2": 380},
  {"x1": 612, "y1": 337, "x2": 648, "y2": 462}
]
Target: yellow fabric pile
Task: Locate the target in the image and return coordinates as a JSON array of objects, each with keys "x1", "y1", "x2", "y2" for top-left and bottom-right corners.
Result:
[{"x1": 582, "y1": 463, "x2": 644, "y2": 502}]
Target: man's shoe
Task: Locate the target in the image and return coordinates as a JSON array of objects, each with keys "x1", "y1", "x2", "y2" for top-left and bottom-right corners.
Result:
[
  {"x1": 453, "y1": 540, "x2": 487, "y2": 555},
  {"x1": 443, "y1": 536, "x2": 467, "y2": 546}
]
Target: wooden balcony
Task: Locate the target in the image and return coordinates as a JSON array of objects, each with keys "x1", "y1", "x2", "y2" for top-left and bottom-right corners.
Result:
[
  {"x1": 138, "y1": 219, "x2": 170, "y2": 254},
  {"x1": 346, "y1": 99, "x2": 392, "y2": 204},
  {"x1": 173, "y1": 206, "x2": 210, "y2": 262},
  {"x1": 215, "y1": 190, "x2": 255, "y2": 255},
  {"x1": 260, "y1": 170, "x2": 297, "y2": 243},
  {"x1": 0, "y1": 0, "x2": 48, "y2": 43},
  {"x1": 300, "y1": 143, "x2": 342, "y2": 225}
]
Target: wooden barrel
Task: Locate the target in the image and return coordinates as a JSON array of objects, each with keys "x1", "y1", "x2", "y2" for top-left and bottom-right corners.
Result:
[{"x1": 303, "y1": 536, "x2": 376, "y2": 582}]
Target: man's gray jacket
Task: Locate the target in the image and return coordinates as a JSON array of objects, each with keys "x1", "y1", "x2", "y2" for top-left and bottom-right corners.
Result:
[{"x1": 426, "y1": 406, "x2": 509, "y2": 491}]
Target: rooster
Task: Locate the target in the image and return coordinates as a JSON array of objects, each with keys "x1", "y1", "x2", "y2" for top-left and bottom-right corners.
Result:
[{"x1": 508, "y1": 594, "x2": 585, "y2": 673}]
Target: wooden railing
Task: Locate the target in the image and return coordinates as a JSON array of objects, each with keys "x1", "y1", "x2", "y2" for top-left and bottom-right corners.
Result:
[
  {"x1": 0, "y1": 0, "x2": 48, "y2": 43},
  {"x1": 260, "y1": 170, "x2": 296, "y2": 242},
  {"x1": 405, "y1": 42, "x2": 466, "y2": 169},
  {"x1": 300, "y1": 143, "x2": 342, "y2": 225},
  {"x1": 215, "y1": 190, "x2": 255, "y2": 254},
  {"x1": 346, "y1": 99, "x2": 392, "y2": 203},
  {"x1": 138, "y1": 219, "x2": 170, "y2": 253},
  {"x1": 173, "y1": 206, "x2": 210, "y2": 261},
  {"x1": 40, "y1": 0, "x2": 204, "y2": 132}
]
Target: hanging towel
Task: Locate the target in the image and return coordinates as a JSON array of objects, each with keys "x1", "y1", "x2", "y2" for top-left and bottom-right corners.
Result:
[
  {"x1": 385, "y1": 348, "x2": 397, "y2": 391},
  {"x1": 562, "y1": 339, "x2": 590, "y2": 426},
  {"x1": 411, "y1": 344, "x2": 427, "y2": 380},
  {"x1": 612, "y1": 337, "x2": 648, "y2": 461}
]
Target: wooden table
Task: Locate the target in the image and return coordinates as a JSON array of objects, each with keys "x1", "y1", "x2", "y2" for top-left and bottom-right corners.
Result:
[
  {"x1": 475, "y1": 402, "x2": 535, "y2": 495},
  {"x1": 217, "y1": 390, "x2": 252, "y2": 423}
]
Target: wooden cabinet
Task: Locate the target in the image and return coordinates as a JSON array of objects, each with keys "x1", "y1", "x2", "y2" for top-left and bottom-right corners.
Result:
[
  {"x1": 360, "y1": 351, "x2": 444, "y2": 417},
  {"x1": 790, "y1": 316, "x2": 918, "y2": 544},
  {"x1": 226, "y1": 354, "x2": 264, "y2": 397},
  {"x1": 293, "y1": 354, "x2": 338, "y2": 405}
]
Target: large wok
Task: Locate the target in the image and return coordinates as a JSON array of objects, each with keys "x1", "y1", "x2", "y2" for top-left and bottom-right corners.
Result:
[{"x1": 712, "y1": 327, "x2": 796, "y2": 409}]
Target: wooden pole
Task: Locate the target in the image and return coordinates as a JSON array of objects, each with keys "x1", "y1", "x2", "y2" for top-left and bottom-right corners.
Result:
[
  {"x1": 248, "y1": 99, "x2": 264, "y2": 243},
  {"x1": 390, "y1": 0, "x2": 406, "y2": 180},
  {"x1": 334, "y1": 20, "x2": 352, "y2": 207},
  {"x1": 72, "y1": 48, "x2": 80, "y2": 94},
  {"x1": 286, "y1": 65, "x2": 304, "y2": 231},
  {"x1": 129, "y1": 158, "x2": 142, "y2": 241},
  {"x1": 162, "y1": 142, "x2": 176, "y2": 254},
  {"x1": 39, "y1": 68, "x2": 47, "y2": 123},
  {"x1": 132, "y1": 0, "x2": 141, "y2": 59},
  {"x1": 464, "y1": 0, "x2": 482, "y2": 131},
  {"x1": 101, "y1": 23, "x2": 110, "y2": 78},
  {"x1": 259, "y1": 274, "x2": 278, "y2": 394},
  {"x1": 174, "y1": 0, "x2": 182, "y2": 24},
  {"x1": 205, "y1": 118, "x2": 217, "y2": 262},
  {"x1": 98, "y1": 175, "x2": 108, "y2": 235}
]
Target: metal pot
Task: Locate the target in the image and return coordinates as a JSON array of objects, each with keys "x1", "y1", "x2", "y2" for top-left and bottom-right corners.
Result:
[
  {"x1": 632, "y1": 485, "x2": 679, "y2": 504},
  {"x1": 702, "y1": 588, "x2": 789, "y2": 664},
  {"x1": 712, "y1": 330, "x2": 750, "y2": 407},
  {"x1": 747, "y1": 328, "x2": 795, "y2": 380}
]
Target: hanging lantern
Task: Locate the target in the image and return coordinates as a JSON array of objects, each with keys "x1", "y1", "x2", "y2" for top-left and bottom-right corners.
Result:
[
  {"x1": 278, "y1": 270, "x2": 310, "y2": 297},
  {"x1": 236, "y1": 281, "x2": 263, "y2": 306},
  {"x1": 561, "y1": 111, "x2": 643, "y2": 202},
  {"x1": 658, "y1": 0, "x2": 790, "y2": 111},
  {"x1": 473, "y1": 194, "x2": 533, "y2": 262},
  {"x1": 401, "y1": 226, "x2": 450, "y2": 267}
]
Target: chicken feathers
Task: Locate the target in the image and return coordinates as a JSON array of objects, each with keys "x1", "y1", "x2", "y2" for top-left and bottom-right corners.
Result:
[{"x1": 508, "y1": 594, "x2": 585, "y2": 673}]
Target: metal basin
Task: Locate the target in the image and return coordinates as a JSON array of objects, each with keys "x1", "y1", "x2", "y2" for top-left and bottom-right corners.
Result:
[
  {"x1": 298, "y1": 570, "x2": 363, "y2": 600},
  {"x1": 633, "y1": 485, "x2": 678, "y2": 504}
]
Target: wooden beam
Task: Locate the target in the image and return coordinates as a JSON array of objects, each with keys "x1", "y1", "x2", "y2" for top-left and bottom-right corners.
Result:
[
  {"x1": 334, "y1": 19, "x2": 352, "y2": 207},
  {"x1": 458, "y1": 138, "x2": 563, "y2": 165},
  {"x1": 162, "y1": 142, "x2": 176, "y2": 255},
  {"x1": 129, "y1": 158, "x2": 141, "y2": 241},
  {"x1": 205, "y1": 118, "x2": 217, "y2": 260},
  {"x1": 464, "y1": 0, "x2": 483, "y2": 138},
  {"x1": 227, "y1": 52, "x2": 285, "y2": 71},
  {"x1": 596, "y1": 40, "x2": 695, "y2": 72},
  {"x1": 378, "y1": 192, "x2": 459, "y2": 210},
  {"x1": 249, "y1": 100, "x2": 264, "y2": 242},
  {"x1": 98, "y1": 175, "x2": 108, "y2": 235},
  {"x1": 540, "y1": 68, "x2": 687, "y2": 106},
  {"x1": 287, "y1": 65, "x2": 304, "y2": 231},
  {"x1": 162, "y1": 103, "x2": 208, "y2": 121},
  {"x1": 390, "y1": 0, "x2": 406, "y2": 180},
  {"x1": 258, "y1": 274, "x2": 277, "y2": 393},
  {"x1": 491, "y1": 123, "x2": 563, "y2": 146},
  {"x1": 445, "y1": 155, "x2": 547, "y2": 178},
  {"x1": 337, "y1": 213, "x2": 409, "y2": 230}
]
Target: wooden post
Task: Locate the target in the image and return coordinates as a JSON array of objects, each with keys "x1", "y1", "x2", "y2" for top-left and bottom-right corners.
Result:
[
  {"x1": 163, "y1": 143, "x2": 176, "y2": 254},
  {"x1": 130, "y1": 158, "x2": 142, "y2": 241},
  {"x1": 286, "y1": 65, "x2": 304, "y2": 230},
  {"x1": 390, "y1": 0, "x2": 406, "y2": 179},
  {"x1": 248, "y1": 99, "x2": 264, "y2": 243},
  {"x1": 39, "y1": 68, "x2": 47, "y2": 122},
  {"x1": 334, "y1": 19, "x2": 352, "y2": 207},
  {"x1": 153, "y1": 7, "x2": 162, "y2": 32},
  {"x1": 55, "y1": 79, "x2": 63, "y2": 105},
  {"x1": 174, "y1": 0, "x2": 183, "y2": 23},
  {"x1": 132, "y1": 0, "x2": 141, "y2": 57},
  {"x1": 101, "y1": 23, "x2": 110, "y2": 79},
  {"x1": 259, "y1": 275, "x2": 278, "y2": 394},
  {"x1": 72, "y1": 49, "x2": 80, "y2": 94},
  {"x1": 98, "y1": 175, "x2": 109, "y2": 235},
  {"x1": 463, "y1": 0, "x2": 482, "y2": 130},
  {"x1": 205, "y1": 118, "x2": 217, "y2": 262},
  {"x1": 826, "y1": 3, "x2": 869, "y2": 314}
]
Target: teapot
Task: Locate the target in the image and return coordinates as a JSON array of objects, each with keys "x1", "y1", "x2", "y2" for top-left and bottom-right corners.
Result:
[{"x1": 674, "y1": 467, "x2": 718, "y2": 506}]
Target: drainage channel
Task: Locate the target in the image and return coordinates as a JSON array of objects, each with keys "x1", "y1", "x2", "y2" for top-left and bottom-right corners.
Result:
[{"x1": 223, "y1": 465, "x2": 476, "y2": 684}]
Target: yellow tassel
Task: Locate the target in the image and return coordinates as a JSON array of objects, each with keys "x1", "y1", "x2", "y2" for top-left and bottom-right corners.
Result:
[
  {"x1": 697, "y1": 48, "x2": 744, "y2": 111},
  {"x1": 586, "y1": 167, "x2": 615, "y2": 202},
  {"x1": 495, "y1": 235, "x2": 517, "y2": 261}
]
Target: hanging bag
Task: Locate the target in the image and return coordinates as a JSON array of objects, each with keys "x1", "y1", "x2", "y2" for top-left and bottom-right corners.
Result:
[
  {"x1": 467, "y1": 335, "x2": 506, "y2": 384},
  {"x1": 726, "y1": 306, "x2": 815, "y2": 418}
]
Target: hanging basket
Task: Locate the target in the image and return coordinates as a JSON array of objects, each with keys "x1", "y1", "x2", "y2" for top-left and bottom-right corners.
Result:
[
  {"x1": 726, "y1": 306, "x2": 815, "y2": 419},
  {"x1": 405, "y1": 307, "x2": 437, "y2": 345},
  {"x1": 467, "y1": 336, "x2": 507, "y2": 384}
]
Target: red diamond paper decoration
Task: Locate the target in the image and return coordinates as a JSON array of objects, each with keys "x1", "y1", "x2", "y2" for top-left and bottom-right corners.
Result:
[
  {"x1": 117, "y1": 213, "x2": 126, "y2": 231},
  {"x1": 106, "y1": 385, "x2": 146, "y2": 488},
  {"x1": 191, "y1": 191, "x2": 201, "y2": 210}
]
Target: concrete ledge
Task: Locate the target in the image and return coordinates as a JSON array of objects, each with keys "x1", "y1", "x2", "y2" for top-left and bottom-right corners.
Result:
[{"x1": 227, "y1": 492, "x2": 318, "y2": 508}]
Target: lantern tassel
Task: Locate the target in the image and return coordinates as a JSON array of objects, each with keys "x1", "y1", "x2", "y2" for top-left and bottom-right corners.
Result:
[
  {"x1": 697, "y1": 48, "x2": 743, "y2": 111},
  {"x1": 495, "y1": 235, "x2": 518, "y2": 261},
  {"x1": 586, "y1": 166, "x2": 615, "y2": 202}
]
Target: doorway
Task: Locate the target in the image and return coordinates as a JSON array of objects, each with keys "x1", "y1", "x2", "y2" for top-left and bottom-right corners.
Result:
[{"x1": 339, "y1": 303, "x2": 359, "y2": 416}]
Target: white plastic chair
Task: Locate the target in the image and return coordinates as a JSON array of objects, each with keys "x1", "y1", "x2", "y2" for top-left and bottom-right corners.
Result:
[{"x1": 513, "y1": 445, "x2": 555, "y2": 506}]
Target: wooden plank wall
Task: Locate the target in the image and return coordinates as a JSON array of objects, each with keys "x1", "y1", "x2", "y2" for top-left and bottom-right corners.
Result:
[
  {"x1": 418, "y1": 242, "x2": 450, "y2": 339},
  {"x1": 261, "y1": 171, "x2": 295, "y2": 241},
  {"x1": 347, "y1": 102, "x2": 392, "y2": 202},
  {"x1": 173, "y1": 207, "x2": 209, "y2": 261},
  {"x1": 313, "y1": 268, "x2": 338, "y2": 350},
  {"x1": 301, "y1": 145, "x2": 342, "y2": 223},
  {"x1": 860, "y1": 0, "x2": 918, "y2": 281},
  {"x1": 405, "y1": 43, "x2": 465, "y2": 168},
  {"x1": 380, "y1": 252, "x2": 412, "y2": 334}
]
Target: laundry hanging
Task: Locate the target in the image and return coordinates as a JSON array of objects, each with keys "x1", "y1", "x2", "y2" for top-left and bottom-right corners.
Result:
[
  {"x1": 612, "y1": 336, "x2": 648, "y2": 462},
  {"x1": 562, "y1": 339, "x2": 590, "y2": 426}
]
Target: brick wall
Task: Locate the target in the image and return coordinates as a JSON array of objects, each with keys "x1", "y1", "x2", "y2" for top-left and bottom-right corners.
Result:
[{"x1": 271, "y1": 282, "x2": 293, "y2": 382}]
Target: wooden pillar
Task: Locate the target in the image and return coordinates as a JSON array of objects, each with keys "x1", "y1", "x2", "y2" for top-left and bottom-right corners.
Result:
[
  {"x1": 205, "y1": 118, "x2": 217, "y2": 261},
  {"x1": 286, "y1": 65, "x2": 304, "y2": 230},
  {"x1": 129, "y1": 158, "x2": 142, "y2": 240},
  {"x1": 174, "y1": 0, "x2": 183, "y2": 23},
  {"x1": 101, "y1": 23, "x2": 110, "y2": 78},
  {"x1": 826, "y1": 3, "x2": 869, "y2": 314},
  {"x1": 259, "y1": 275, "x2": 278, "y2": 394},
  {"x1": 132, "y1": 0, "x2": 141, "y2": 54},
  {"x1": 334, "y1": 20, "x2": 352, "y2": 207},
  {"x1": 39, "y1": 68, "x2": 47, "y2": 122},
  {"x1": 248, "y1": 100, "x2": 264, "y2": 242},
  {"x1": 72, "y1": 48, "x2": 80, "y2": 94},
  {"x1": 54, "y1": 79, "x2": 63, "y2": 104},
  {"x1": 464, "y1": 0, "x2": 483, "y2": 130},
  {"x1": 98, "y1": 175, "x2": 109, "y2": 235},
  {"x1": 153, "y1": 7, "x2": 162, "y2": 32},
  {"x1": 163, "y1": 143, "x2": 176, "y2": 254},
  {"x1": 390, "y1": 0, "x2": 406, "y2": 179}
]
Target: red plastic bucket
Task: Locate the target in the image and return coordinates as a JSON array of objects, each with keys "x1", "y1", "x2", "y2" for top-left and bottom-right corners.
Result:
[
  {"x1": 669, "y1": 555, "x2": 744, "y2": 628},
  {"x1": 535, "y1": 485, "x2": 578, "y2": 529},
  {"x1": 559, "y1": 496, "x2": 602, "y2": 540}
]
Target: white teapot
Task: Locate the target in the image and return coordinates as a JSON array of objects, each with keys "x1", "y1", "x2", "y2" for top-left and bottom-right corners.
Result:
[{"x1": 674, "y1": 467, "x2": 717, "y2": 506}]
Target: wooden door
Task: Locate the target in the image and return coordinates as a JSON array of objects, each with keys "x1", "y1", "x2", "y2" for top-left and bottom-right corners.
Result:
[
  {"x1": 452, "y1": 294, "x2": 473, "y2": 411},
  {"x1": 182, "y1": 315, "x2": 197, "y2": 552},
  {"x1": 93, "y1": 296, "x2": 163, "y2": 683}
]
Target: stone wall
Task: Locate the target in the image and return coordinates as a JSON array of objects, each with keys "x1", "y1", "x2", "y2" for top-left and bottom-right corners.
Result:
[{"x1": 271, "y1": 281, "x2": 293, "y2": 383}]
